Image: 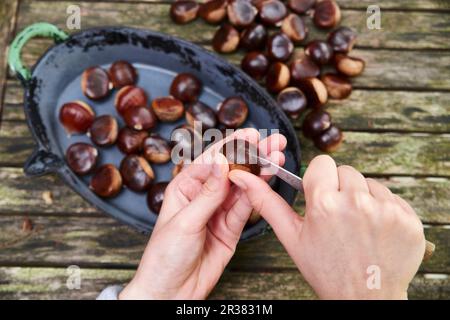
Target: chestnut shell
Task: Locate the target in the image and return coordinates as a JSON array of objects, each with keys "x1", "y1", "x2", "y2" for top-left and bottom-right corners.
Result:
[
  {"x1": 313, "y1": 125, "x2": 343, "y2": 152},
  {"x1": 66, "y1": 142, "x2": 98, "y2": 175},
  {"x1": 302, "y1": 109, "x2": 332, "y2": 138},
  {"x1": 267, "y1": 32, "x2": 294, "y2": 62},
  {"x1": 147, "y1": 182, "x2": 169, "y2": 214},
  {"x1": 170, "y1": 73, "x2": 202, "y2": 103},
  {"x1": 59, "y1": 101, "x2": 95, "y2": 135},
  {"x1": 115, "y1": 86, "x2": 148, "y2": 115},
  {"x1": 90, "y1": 164, "x2": 123, "y2": 198},
  {"x1": 220, "y1": 139, "x2": 261, "y2": 175},
  {"x1": 89, "y1": 115, "x2": 118, "y2": 146},
  {"x1": 122, "y1": 106, "x2": 157, "y2": 131},
  {"x1": 217, "y1": 97, "x2": 249, "y2": 128},
  {"x1": 277, "y1": 87, "x2": 308, "y2": 119},
  {"x1": 240, "y1": 24, "x2": 267, "y2": 51},
  {"x1": 170, "y1": 0, "x2": 200, "y2": 24},
  {"x1": 109, "y1": 61, "x2": 137, "y2": 88},
  {"x1": 120, "y1": 155, "x2": 155, "y2": 192},
  {"x1": 185, "y1": 101, "x2": 218, "y2": 130},
  {"x1": 143, "y1": 134, "x2": 172, "y2": 164},
  {"x1": 152, "y1": 96, "x2": 185, "y2": 122},
  {"x1": 241, "y1": 51, "x2": 269, "y2": 80},
  {"x1": 81, "y1": 66, "x2": 111, "y2": 100},
  {"x1": 212, "y1": 24, "x2": 240, "y2": 53},
  {"x1": 117, "y1": 127, "x2": 149, "y2": 154}
]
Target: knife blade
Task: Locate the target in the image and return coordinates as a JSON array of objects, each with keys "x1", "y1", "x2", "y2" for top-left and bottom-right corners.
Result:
[{"x1": 257, "y1": 155, "x2": 304, "y2": 193}]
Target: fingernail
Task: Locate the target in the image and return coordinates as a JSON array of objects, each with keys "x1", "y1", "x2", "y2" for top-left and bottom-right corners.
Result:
[
  {"x1": 212, "y1": 162, "x2": 223, "y2": 178},
  {"x1": 229, "y1": 174, "x2": 247, "y2": 190}
]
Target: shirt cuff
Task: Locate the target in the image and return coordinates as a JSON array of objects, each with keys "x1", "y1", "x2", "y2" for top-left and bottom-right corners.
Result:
[{"x1": 97, "y1": 285, "x2": 124, "y2": 300}]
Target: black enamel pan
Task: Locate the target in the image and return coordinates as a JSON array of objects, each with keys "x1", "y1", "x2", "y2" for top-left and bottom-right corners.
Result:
[{"x1": 8, "y1": 23, "x2": 301, "y2": 240}]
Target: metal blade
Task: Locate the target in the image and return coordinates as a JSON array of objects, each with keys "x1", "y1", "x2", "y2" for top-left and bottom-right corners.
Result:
[{"x1": 257, "y1": 156, "x2": 304, "y2": 193}]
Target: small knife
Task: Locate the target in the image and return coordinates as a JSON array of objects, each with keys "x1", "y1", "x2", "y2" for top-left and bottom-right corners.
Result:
[{"x1": 257, "y1": 155, "x2": 304, "y2": 194}]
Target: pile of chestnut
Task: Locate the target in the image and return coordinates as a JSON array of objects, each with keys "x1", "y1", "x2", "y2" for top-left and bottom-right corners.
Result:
[
  {"x1": 169, "y1": 0, "x2": 366, "y2": 152},
  {"x1": 59, "y1": 61, "x2": 250, "y2": 214}
]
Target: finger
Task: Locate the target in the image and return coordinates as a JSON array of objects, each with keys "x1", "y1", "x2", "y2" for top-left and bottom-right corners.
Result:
[
  {"x1": 260, "y1": 151, "x2": 285, "y2": 177},
  {"x1": 393, "y1": 194, "x2": 417, "y2": 216},
  {"x1": 337, "y1": 165, "x2": 370, "y2": 192},
  {"x1": 258, "y1": 133, "x2": 287, "y2": 156},
  {"x1": 303, "y1": 155, "x2": 339, "y2": 200},
  {"x1": 366, "y1": 178, "x2": 393, "y2": 200}
]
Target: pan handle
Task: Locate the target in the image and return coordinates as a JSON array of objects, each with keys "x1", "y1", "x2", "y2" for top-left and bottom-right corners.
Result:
[
  {"x1": 8, "y1": 22, "x2": 68, "y2": 85},
  {"x1": 24, "y1": 147, "x2": 63, "y2": 177}
]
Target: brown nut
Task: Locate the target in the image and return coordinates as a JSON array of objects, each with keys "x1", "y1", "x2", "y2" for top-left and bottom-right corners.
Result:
[
  {"x1": 143, "y1": 134, "x2": 172, "y2": 164},
  {"x1": 59, "y1": 101, "x2": 95, "y2": 135},
  {"x1": 170, "y1": 0, "x2": 200, "y2": 24},
  {"x1": 277, "y1": 87, "x2": 307, "y2": 119},
  {"x1": 295, "y1": 77, "x2": 328, "y2": 108},
  {"x1": 115, "y1": 86, "x2": 148, "y2": 116},
  {"x1": 171, "y1": 124, "x2": 204, "y2": 160},
  {"x1": 66, "y1": 143, "x2": 98, "y2": 175},
  {"x1": 151, "y1": 96, "x2": 185, "y2": 122},
  {"x1": 266, "y1": 62, "x2": 290, "y2": 93},
  {"x1": 290, "y1": 56, "x2": 320, "y2": 83},
  {"x1": 227, "y1": 0, "x2": 258, "y2": 28},
  {"x1": 241, "y1": 51, "x2": 269, "y2": 80},
  {"x1": 287, "y1": 0, "x2": 316, "y2": 14},
  {"x1": 313, "y1": 0, "x2": 341, "y2": 29},
  {"x1": 321, "y1": 73, "x2": 352, "y2": 99},
  {"x1": 147, "y1": 182, "x2": 169, "y2": 214},
  {"x1": 302, "y1": 109, "x2": 332, "y2": 138},
  {"x1": 81, "y1": 66, "x2": 112, "y2": 100},
  {"x1": 267, "y1": 32, "x2": 294, "y2": 62},
  {"x1": 281, "y1": 14, "x2": 308, "y2": 43},
  {"x1": 334, "y1": 54, "x2": 365, "y2": 77},
  {"x1": 327, "y1": 27, "x2": 357, "y2": 54},
  {"x1": 109, "y1": 61, "x2": 137, "y2": 89},
  {"x1": 305, "y1": 40, "x2": 334, "y2": 65},
  {"x1": 212, "y1": 24, "x2": 240, "y2": 53},
  {"x1": 259, "y1": 0, "x2": 288, "y2": 26},
  {"x1": 170, "y1": 73, "x2": 202, "y2": 103},
  {"x1": 90, "y1": 164, "x2": 122, "y2": 198},
  {"x1": 88, "y1": 115, "x2": 119, "y2": 146},
  {"x1": 313, "y1": 125, "x2": 343, "y2": 152},
  {"x1": 199, "y1": 0, "x2": 228, "y2": 24},
  {"x1": 123, "y1": 106, "x2": 157, "y2": 131},
  {"x1": 240, "y1": 24, "x2": 267, "y2": 51},
  {"x1": 172, "y1": 161, "x2": 185, "y2": 178},
  {"x1": 217, "y1": 97, "x2": 249, "y2": 128},
  {"x1": 220, "y1": 139, "x2": 261, "y2": 175},
  {"x1": 120, "y1": 155, "x2": 155, "y2": 192},
  {"x1": 185, "y1": 101, "x2": 217, "y2": 130},
  {"x1": 117, "y1": 127, "x2": 148, "y2": 154}
]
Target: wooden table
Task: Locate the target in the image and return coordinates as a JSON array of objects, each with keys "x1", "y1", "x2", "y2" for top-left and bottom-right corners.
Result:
[{"x1": 0, "y1": 0, "x2": 449, "y2": 299}]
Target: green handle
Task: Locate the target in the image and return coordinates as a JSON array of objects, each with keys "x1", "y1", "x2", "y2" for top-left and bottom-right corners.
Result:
[{"x1": 8, "y1": 22, "x2": 68, "y2": 83}]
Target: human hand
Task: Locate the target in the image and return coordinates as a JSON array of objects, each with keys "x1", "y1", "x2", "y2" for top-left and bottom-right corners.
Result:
[
  {"x1": 229, "y1": 155, "x2": 426, "y2": 300},
  {"x1": 120, "y1": 128, "x2": 287, "y2": 299}
]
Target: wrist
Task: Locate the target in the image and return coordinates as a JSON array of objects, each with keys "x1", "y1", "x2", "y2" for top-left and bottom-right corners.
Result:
[{"x1": 119, "y1": 278, "x2": 157, "y2": 300}]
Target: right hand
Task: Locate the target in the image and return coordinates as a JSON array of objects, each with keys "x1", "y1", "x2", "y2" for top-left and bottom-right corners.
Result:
[{"x1": 229, "y1": 155, "x2": 426, "y2": 299}]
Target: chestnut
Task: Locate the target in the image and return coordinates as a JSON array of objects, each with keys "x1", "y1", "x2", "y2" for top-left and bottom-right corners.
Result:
[
  {"x1": 302, "y1": 109, "x2": 332, "y2": 138},
  {"x1": 281, "y1": 14, "x2": 308, "y2": 43},
  {"x1": 143, "y1": 134, "x2": 172, "y2": 164},
  {"x1": 147, "y1": 182, "x2": 169, "y2": 214},
  {"x1": 151, "y1": 96, "x2": 185, "y2": 122},
  {"x1": 123, "y1": 106, "x2": 157, "y2": 131},
  {"x1": 81, "y1": 66, "x2": 112, "y2": 100},
  {"x1": 199, "y1": 0, "x2": 228, "y2": 24},
  {"x1": 117, "y1": 127, "x2": 148, "y2": 154},
  {"x1": 171, "y1": 124, "x2": 204, "y2": 161},
  {"x1": 172, "y1": 161, "x2": 185, "y2": 178},
  {"x1": 90, "y1": 164, "x2": 122, "y2": 198},
  {"x1": 290, "y1": 56, "x2": 320, "y2": 82},
  {"x1": 170, "y1": 0, "x2": 200, "y2": 24},
  {"x1": 267, "y1": 32, "x2": 294, "y2": 62},
  {"x1": 220, "y1": 139, "x2": 261, "y2": 175},
  {"x1": 277, "y1": 87, "x2": 307, "y2": 119},
  {"x1": 59, "y1": 101, "x2": 95, "y2": 135},
  {"x1": 313, "y1": 0, "x2": 341, "y2": 29},
  {"x1": 120, "y1": 155, "x2": 155, "y2": 192},
  {"x1": 66, "y1": 142, "x2": 98, "y2": 175},
  {"x1": 185, "y1": 101, "x2": 217, "y2": 130},
  {"x1": 217, "y1": 97, "x2": 249, "y2": 128},
  {"x1": 115, "y1": 85, "x2": 148, "y2": 116},
  {"x1": 334, "y1": 54, "x2": 365, "y2": 77},
  {"x1": 295, "y1": 77, "x2": 328, "y2": 108},
  {"x1": 212, "y1": 24, "x2": 240, "y2": 53},
  {"x1": 170, "y1": 73, "x2": 202, "y2": 103},
  {"x1": 241, "y1": 51, "x2": 269, "y2": 80},
  {"x1": 287, "y1": 0, "x2": 316, "y2": 14},
  {"x1": 240, "y1": 24, "x2": 267, "y2": 51},
  {"x1": 88, "y1": 115, "x2": 119, "y2": 146},
  {"x1": 109, "y1": 61, "x2": 137, "y2": 88},
  {"x1": 259, "y1": 0, "x2": 287, "y2": 26},
  {"x1": 321, "y1": 73, "x2": 352, "y2": 99},
  {"x1": 313, "y1": 125, "x2": 343, "y2": 152},
  {"x1": 227, "y1": 0, "x2": 257, "y2": 28},
  {"x1": 266, "y1": 62, "x2": 290, "y2": 93},
  {"x1": 327, "y1": 27, "x2": 357, "y2": 54},
  {"x1": 305, "y1": 40, "x2": 334, "y2": 65}
]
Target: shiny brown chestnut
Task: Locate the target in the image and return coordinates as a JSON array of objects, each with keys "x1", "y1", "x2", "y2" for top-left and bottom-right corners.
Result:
[
  {"x1": 259, "y1": 0, "x2": 287, "y2": 26},
  {"x1": 321, "y1": 73, "x2": 352, "y2": 99},
  {"x1": 267, "y1": 32, "x2": 294, "y2": 62},
  {"x1": 290, "y1": 56, "x2": 320, "y2": 82},
  {"x1": 327, "y1": 27, "x2": 357, "y2": 54},
  {"x1": 334, "y1": 54, "x2": 365, "y2": 77},
  {"x1": 295, "y1": 77, "x2": 328, "y2": 108},
  {"x1": 170, "y1": 73, "x2": 202, "y2": 103},
  {"x1": 123, "y1": 106, "x2": 157, "y2": 131},
  {"x1": 88, "y1": 115, "x2": 119, "y2": 146},
  {"x1": 266, "y1": 62, "x2": 290, "y2": 93},
  {"x1": 81, "y1": 66, "x2": 112, "y2": 100},
  {"x1": 66, "y1": 143, "x2": 98, "y2": 175},
  {"x1": 220, "y1": 139, "x2": 261, "y2": 175},
  {"x1": 313, "y1": 0, "x2": 341, "y2": 29},
  {"x1": 241, "y1": 51, "x2": 269, "y2": 80},
  {"x1": 90, "y1": 164, "x2": 122, "y2": 198},
  {"x1": 117, "y1": 127, "x2": 148, "y2": 154},
  {"x1": 313, "y1": 125, "x2": 343, "y2": 152},
  {"x1": 186, "y1": 101, "x2": 217, "y2": 130},
  {"x1": 277, "y1": 87, "x2": 308, "y2": 119},
  {"x1": 151, "y1": 96, "x2": 185, "y2": 122},
  {"x1": 212, "y1": 24, "x2": 240, "y2": 53},
  {"x1": 302, "y1": 109, "x2": 332, "y2": 138},
  {"x1": 109, "y1": 61, "x2": 137, "y2": 89},
  {"x1": 115, "y1": 86, "x2": 148, "y2": 116},
  {"x1": 287, "y1": 0, "x2": 316, "y2": 14},
  {"x1": 227, "y1": 0, "x2": 258, "y2": 28},
  {"x1": 281, "y1": 14, "x2": 308, "y2": 43},
  {"x1": 305, "y1": 40, "x2": 334, "y2": 65},
  {"x1": 143, "y1": 134, "x2": 172, "y2": 164},
  {"x1": 120, "y1": 155, "x2": 155, "y2": 192},
  {"x1": 59, "y1": 101, "x2": 95, "y2": 135},
  {"x1": 240, "y1": 24, "x2": 267, "y2": 51},
  {"x1": 217, "y1": 97, "x2": 249, "y2": 128},
  {"x1": 199, "y1": 0, "x2": 228, "y2": 24},
  {"x1": 170, "y1": 0, "x2": 200, "y2": 24},
  {"x1": 147, "y1": 182, "x2": 169, "y2": 214}
]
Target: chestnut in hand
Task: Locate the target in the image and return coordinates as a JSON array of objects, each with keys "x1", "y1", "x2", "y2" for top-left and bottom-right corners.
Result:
[
  {"x1": 281, "y1": 14, "x2": 308, "y2": 44},
  {"x1": 147, "y1": 182, "x2": 169, "y2": 214},
  {"x1": 115, "y1": 85, "x2": 148, "y2": 116},
  {"x1": 170, "y1": 73, "x2": 202, "y2": 103},
  {"x1": 90, "y1": 164, "x2": 122, "y2": 198},
  {"x1": 266, "y1": 62, "x2": 290, "y2": 93},
  {"x1": 122, "y1": 106, "x2": 157, "y2": 131},
  {"x1": 287, "y1": 0, "x2": 316, "y2": 14},
  {"x1": 88, "y1": 115, "x2": 119, "y2": 146},
  {"x1": 313, "y1": 0, "x2": 341, "y2": 29},
  {"x1": 117, "y1": 127, "x2": 148, "y2": 154},
  {"x1": 313, "y1": 125, "x2": 343, "y2": 152},
  {"x1": 172, "y1": 161, "x2": 185, "y2": 178},
  {"x1": 290, "y1": 56, "x2": 320, "y2": 82},
  {"x1": 109, "y1": 61, "x2": 137, "y2": 89},
  {"x1": 66, "y1": 143, "x2": 98, "y2": 175},
  {"x1": 170, "y1": 1, "x2": 200, "y2": 24},
  {"x1": 327, "y1": 27, "x2": 357, "y2": 54},
  {"x1": 277, "y1": 87, "x2": 307, "y2": 119},
  {"x1": 227, "y1": 0, "x2": 258, "y2": 28},
  {"x1": 185, "y1": 101, "x2": 217, "y2": 130},
  {"x1": 59, "y1": 101, "x2": 95, "y2": 135},
  {"x1": 305, "y1": 40, "x2": 334, "y2": 65},
  {"x1": 241, "y1": 51, "x2": 269, "y2": 80},
  {"x1": 220, "y1": 139, "x2": 261, "y2": 175},
  {"x1": 259, "y1": 0, "x2": 288, "y2": 26},
  {"x1": 151, "y1": 96, "x2": 184, "y2": 122},
  {"x1": 321, "y1": 73, "x2": 352, "y2": 99},
  {"x1": 267, "y1": 32, "x2": 294, "y2": 62},
  {"x1": 240, "y1": 24, "x2": 267, "y2": 51},
  {"x1": 143, "y1": 134, "x2": 172, "y2": 164},
  {"x1": 199, "y1": 0, "x2": 228, "y2": 24},
  {"x1": 302, "y1": 109, "x2": 332, "y2": 138},
  {"x1": 217, "y1": 97, "x2": 249, "y2": 128},
  {"x1": 212, "y1": 24, "x2": 240, "y2": 53},
  {"x1": 81, "y1": 66, "x2": 112, "y2": 100},
  {"x1": 334, "y1": 54, "x2": 365, "y2": 77},
  {"x1": 120, "y1": 155, "x2": 155, "y2": 192},
  {"x1": 295, "y1": 77, "x2": 328, "y2": 108}
]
